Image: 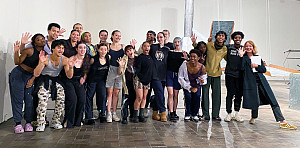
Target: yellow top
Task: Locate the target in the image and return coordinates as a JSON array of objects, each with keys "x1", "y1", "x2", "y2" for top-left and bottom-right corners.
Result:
[{"x1": 205, "y1": 41, "x2": 227, "y2": 77}]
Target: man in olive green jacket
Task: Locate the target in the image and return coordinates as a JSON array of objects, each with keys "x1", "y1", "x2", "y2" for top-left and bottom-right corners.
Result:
[{"x1": 200, "y1": 31, "x2": 227, "y2": 121}]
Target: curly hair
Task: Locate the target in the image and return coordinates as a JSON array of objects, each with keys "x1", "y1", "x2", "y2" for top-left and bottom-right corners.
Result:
[{"x1": 31, "y1": 33, "x2": 45, "y2": 48}]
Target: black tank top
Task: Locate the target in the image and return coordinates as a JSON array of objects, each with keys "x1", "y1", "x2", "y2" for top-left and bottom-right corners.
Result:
[
  {"x1": 109, "y1": 44, "x2": 124, "y2": 67},
  {"x1": 73, "y1": 66, "x2": 84, "y2": 78},
  {"x1": 22, "y1": 47, "x2": 40, "y2": 68},
  {"x1": 93, "y1": 54, "x2": 109, "y2": 81}
]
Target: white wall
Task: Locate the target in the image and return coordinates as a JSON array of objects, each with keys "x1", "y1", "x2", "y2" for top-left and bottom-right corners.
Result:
[{"x1": 1, "y1": 0, "x2": 300, "y2": 123}]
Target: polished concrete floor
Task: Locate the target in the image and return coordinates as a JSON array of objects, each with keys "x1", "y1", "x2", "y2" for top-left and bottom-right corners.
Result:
[{"x1": 0, "y1": 80, "x2": 299, "y2": 148}]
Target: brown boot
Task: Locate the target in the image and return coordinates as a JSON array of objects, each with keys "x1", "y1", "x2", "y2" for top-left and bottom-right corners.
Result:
[
  {"x1": 160, "y1": 112, "x2": 167, "y2": 122},
  {"x1": 152, "y1": 111, "x2": 160, "y2": 120}
]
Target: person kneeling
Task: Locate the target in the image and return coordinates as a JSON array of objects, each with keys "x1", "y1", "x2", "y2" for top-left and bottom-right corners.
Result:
[
  {"x1": 32, "y1": 40, "x2": 74, "y2": 131},
  {"x1": 178, "y1": 49, "x2": 207, "y2": 122}
]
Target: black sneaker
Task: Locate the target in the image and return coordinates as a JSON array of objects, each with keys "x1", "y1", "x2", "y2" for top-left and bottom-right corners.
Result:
[
  {"x1": 85, "y1": 119, "x2": 95, "y2": 125},
  {"x1": 121, "y1": 119, "x2": 128, "y2": 124}
]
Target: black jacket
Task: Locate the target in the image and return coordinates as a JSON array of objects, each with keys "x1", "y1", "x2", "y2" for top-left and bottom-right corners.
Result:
[
  {"x1": 135, "y1": 54, "x2": 153, "y2": 85},
  {"x1": 241, "y1": 55, "x2": 279, "y2": 110},
  {"x1": 149, "y1": 44, "x2": 169, "y2": 81}
]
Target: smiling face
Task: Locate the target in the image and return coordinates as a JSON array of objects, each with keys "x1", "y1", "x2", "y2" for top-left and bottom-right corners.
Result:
[
  {"x1": 157, "y1": 33, "x2": 165, "y2": 45},
  {"x1": 216, "y1": 33, "x2": 226, "y2": 44},
  {"x1": 73, "y1": 24, "x2": 83, "y2": 35},
  {"x1": 98, "y1": 45, "x2": 108, "y2": 57},
  {"x1": 48, "y1": 26, "x2": 60, "y2": 40},
  {"x1": 189, "y1": 53, "x2": 200, "y2": 64},
  {"x1": 142, "y1": 42, "x2": 150, "y2": 55},
  {"x1": 233, "y1": 35, "x2": 242, "y2": 46},
  {"x1": 146, "y1": 33, "x2": 155, "y2": 42},
  {"x1": 53, "y1": 45, "x2": 64, "y2": 57},
  {"x1": 70, "y1": 31, "x2": 80, "y2": 42},
  {"x1": 99, "y1": 32, "x2": 108, "y2": 42},
  {"x1": 77, "y1": 43, "x2": 87, "y2": 56},
  {"x1": 34, "y1": 35, "x2": 46, "y2": 47},
  {"x1": 244, "y1": 42, "x2": 254, "y2": 55},
  {"x1": 111, "y1": 31, "x2": 121, "y2": 43},
  {"x1": 83, "y1": 32, "x2": 92, "y2": 44}
]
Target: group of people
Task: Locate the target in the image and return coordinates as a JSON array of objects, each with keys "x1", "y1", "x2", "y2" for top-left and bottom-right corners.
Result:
[{"x1": 9, "y1": 22, "x2": 296, "y2": 134}]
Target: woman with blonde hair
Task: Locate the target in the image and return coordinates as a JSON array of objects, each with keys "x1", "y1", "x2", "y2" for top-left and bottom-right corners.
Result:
[{"x1": 241, "y1": 40, "x2": 296, "y2": 129}]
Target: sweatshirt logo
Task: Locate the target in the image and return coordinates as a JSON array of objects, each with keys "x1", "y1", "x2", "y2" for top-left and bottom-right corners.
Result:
[{"x1": 155, "y1": 51, "x2": 164, "y2": 61}]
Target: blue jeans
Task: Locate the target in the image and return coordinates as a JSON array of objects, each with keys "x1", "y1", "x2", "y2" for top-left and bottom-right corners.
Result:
[
  {"x1": 9, "y1": 66, "x2": 34, "y2": 123},
  {"x1": 184, "y1": 88, "x2": 201, "y2": 116},
  {"x1": 152, "y1": 80, "x2": 166, "y2": 113},
  {"x1": 85, "y1": 80, "x2": 107, "y2": 119}
]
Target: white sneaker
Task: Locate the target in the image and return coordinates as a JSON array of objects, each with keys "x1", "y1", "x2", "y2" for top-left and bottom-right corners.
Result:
[
  {"x1": 224, "y1": 113, "x2": 232, "y2": 122},
  {"x1": 234, "y1": 112, "x2": 244, "y2": 122},
  {"x1": 112, "y1": 112, "x2": 120, "y2": 122},
  {"x1": 184, "y1": 116, "x2": 191, "y2": 121},
  {"x1": 192, "y1": 116, "x2": 199, "y2": 122},
  {"x1": 36, "y1": 124, "x2": 45, "y2": 132},
  {"x1": 144, "y1": 109, "x2": 149, "y2": 118},
  {"x1": 50, "y1": 123, "x2": 63, "y2": 129},
  {"x1": 107, "y1": 112, "x2": 112, "y2": 123}
]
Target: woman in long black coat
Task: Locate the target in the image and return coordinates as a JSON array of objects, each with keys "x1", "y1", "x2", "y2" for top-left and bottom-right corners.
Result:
[{"x1": 241, "y1": 40, "x2": 296, "y2": 129}]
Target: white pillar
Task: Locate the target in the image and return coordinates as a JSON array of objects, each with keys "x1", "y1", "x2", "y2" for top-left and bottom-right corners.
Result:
[{"x1": 184, "y1": 0, "x2": 194, "y2": 37}]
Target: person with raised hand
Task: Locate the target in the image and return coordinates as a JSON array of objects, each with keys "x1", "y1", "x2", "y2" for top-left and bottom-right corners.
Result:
[
  {"x1": 33, "y1": 40, "x2": 74, "y2": 132},
  {"x1": 224, "y1": 31, "x2": 245, "y2": 122},
  {"x1": 23, "y1": 23, "x2": 65, "y2": 55},
  {"x1": 9, "y1": 33, "x2": 46, "y2": 133},
  {"x1": 120, "y1": 45, "x2": 138, "y2": 124},
  {"x1": 106, "y1": 30, "x2": 128, "y2": 123},
  {"x1": 63, "y1": 41, "x2": 90, "y2": 128},
  {"x1": 241, "y1": 40, "x2": 296, "y2": 129},
  {"x1": 200, "y1": 31, "x2": 227, "y2": 121}
]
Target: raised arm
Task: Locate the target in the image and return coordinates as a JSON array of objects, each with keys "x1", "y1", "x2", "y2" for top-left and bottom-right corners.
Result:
[
  {"x1": 20, "y1": 32, "x2": 32, "y2": 52},
  {"x1": 64, "y1": 56, "x2": 76, "y2": 79},
  {"x1": 14, "y1": 40, "x2": 32, "y2": 65},
  {"x1": 117, "y1": 57, "x2": 125, "y2": 75},
  {"x1": 33, "y1": 50, "x2": 48, "y2": 78}
]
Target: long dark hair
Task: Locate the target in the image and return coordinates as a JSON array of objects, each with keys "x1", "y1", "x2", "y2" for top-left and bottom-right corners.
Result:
[
  {"x1": 76, "y1": 41, "x2": 90, "y2": 74},
  {"x1": 110, "y1": 30, "x2": 120, "y2": 42}
]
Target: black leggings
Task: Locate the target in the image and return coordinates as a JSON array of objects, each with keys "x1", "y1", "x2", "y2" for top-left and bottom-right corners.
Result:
[{"x1": 64, "y1": 80, "x2": 86, "y2": 128}]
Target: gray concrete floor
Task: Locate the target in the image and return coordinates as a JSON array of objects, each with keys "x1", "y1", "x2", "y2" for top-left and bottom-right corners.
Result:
[{"x1": 0, "y1": 80, "x2": 299, "y2": 148}]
